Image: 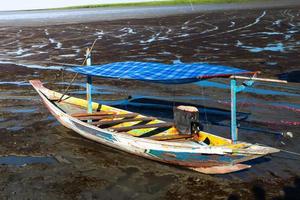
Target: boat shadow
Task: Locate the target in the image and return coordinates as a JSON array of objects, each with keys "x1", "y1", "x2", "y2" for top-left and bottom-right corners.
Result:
[
  {"x1": 114, "y1": 97, "x2": 250, "y2": 124},
  {"x1": 278, "y1": 70, "x2": 300, "y2": 83},
  {"x1": 112, "y1": 97, "x2": 283, "y2": 137}
]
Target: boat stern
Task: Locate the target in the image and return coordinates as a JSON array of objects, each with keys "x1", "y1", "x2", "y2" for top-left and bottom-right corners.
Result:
[{"x1": 233, "y1": 143, "x2": 280, "y2": 155}]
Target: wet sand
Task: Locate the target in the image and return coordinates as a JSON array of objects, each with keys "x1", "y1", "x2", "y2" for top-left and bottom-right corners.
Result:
[{"x1": 0, "y1": 2, "x2": 300, "y2": 200}]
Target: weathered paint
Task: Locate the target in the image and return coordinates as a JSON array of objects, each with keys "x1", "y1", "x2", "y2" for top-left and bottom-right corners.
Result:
[
  {"x1": 231, "y1": 79, "x2": 238, "y2": 144},
  {"x1": 72, "y1": 120, "x2": 117, "y2": 142},
  {"x1": 148, "y1": 149, "x2": 244, "y2": 164},
  {"x1": 29, "y1": 80, "x2": 279, "y2": 174},
  {"x1": 197, "y1": 131, "x2": 231, "y2": 146},
  {"x1": 191, "y1": 164, "x2": 251, "y2": 174},
  {"x1": 230, "y1": 79, "x2": 255, "y2": 144},
  {"x1": 87, "y1": 75, "x2": 92, "y2": 114}
]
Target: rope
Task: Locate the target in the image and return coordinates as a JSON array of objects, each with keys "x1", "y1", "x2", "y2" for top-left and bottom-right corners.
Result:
[
  {"x1": 234, "y1": 72, "x2": 258, "y2": 128},
  {"x1": 237, "y1": 72, "x2": 258, "y2": 113},
  {"x1": 280, "y1": 149, "x2": 300, "y2": 156},
  {"x1": 256, "y1": 142, "x2": 300, "y2": 157},
  {"x1": 201, "y1": 85, "x2": 209, "y2": 130},
  {"x1": 58, "y1": 38, "x2": 98, "y2": 102}
]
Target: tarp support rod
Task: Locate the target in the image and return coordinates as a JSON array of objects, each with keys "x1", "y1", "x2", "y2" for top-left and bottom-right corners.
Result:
[
  {"x1": 231, "y1": 79, "x2": 238, "y2": 144},
  {"x1": 230, "y1": 78, "x2": 255, "y2": 143},
  {"x1": 86, "y1": 48, "x2": 92, "y2": 114},
  {"x1": 230, "y1": 75, "x2": 287, "y2": 83}
]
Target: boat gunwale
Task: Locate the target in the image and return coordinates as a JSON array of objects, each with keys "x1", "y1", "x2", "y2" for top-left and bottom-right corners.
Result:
[{"x1": 30, "y1": 80, "x2": 239, "y2": 153}]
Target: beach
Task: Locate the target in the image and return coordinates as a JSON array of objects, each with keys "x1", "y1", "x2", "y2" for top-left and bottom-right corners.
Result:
[{"x1": 0, "y1": 1, "x2": 299, "y2": 199}]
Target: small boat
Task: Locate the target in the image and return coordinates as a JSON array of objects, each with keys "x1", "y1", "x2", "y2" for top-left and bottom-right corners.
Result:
[{"x1": 30, "y1": 50, "x2": 283, "y2": 174}]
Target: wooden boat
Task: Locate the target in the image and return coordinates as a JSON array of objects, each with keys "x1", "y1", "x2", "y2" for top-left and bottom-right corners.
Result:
[{"x1": 30, "y1": 50, "x2": 283, "y2": 174}]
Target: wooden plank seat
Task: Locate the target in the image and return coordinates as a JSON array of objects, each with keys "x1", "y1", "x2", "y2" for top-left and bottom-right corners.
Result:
[
  {"x1": 75, "y1": 113, "x2": 139, "y2": 121},
  {"x1": 109, "y1": 122, "x2": 174, "y2": 132},
  {"x1": 92, "y1": 117, "x2": 157, "y2": 126},
  {"x1": 150, "y1": 134, "x2": 194, "y2": 141}
]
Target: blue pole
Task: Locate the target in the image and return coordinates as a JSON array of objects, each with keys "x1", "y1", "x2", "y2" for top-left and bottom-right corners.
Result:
[
  {"x1": 87, "y1": 75, "x2": 92, "y2": 113},
  {"x1": 231, "y1": 79, "x2": 237, "y2": 143},
  {"x1": 86, "y1": 48, "x2": 92, "y2": 114}
]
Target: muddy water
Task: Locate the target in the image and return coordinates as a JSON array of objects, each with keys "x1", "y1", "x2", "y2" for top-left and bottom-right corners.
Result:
[{"x1": 0, "y1": 5, "x2": 300, "y2": 200}]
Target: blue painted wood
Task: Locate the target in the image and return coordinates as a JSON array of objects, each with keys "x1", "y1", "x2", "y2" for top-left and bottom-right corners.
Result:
[
  {"x1": 148, "y1": 149, "x2": 244, "y2": 163},
  {"x1": 231, "y1": 79, "x2": 254, "y2": 143},
  {"x1": 87, "y1": 75, "x2": 92, "y2": 114},
  {"x1": 236, "y1": 80, "x2": 255, "y2": 93},
  {"x1": 72, "y1": 120, "x2": 117, "y2": 142},
  {"x1": 231, "y1": 79, "x2": 237, "y2": 143}
]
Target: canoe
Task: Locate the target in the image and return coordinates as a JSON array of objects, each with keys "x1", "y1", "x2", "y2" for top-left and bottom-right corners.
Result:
[{"x1": 30, "y1": 79, "x2": 279, "y2": 174}]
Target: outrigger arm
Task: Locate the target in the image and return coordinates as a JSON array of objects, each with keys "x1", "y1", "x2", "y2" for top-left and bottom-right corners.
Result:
[{"x1": 230, "y1": 74, "x2": 287, "y2": 143}]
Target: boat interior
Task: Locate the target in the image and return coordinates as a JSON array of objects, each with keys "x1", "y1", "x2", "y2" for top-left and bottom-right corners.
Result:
[{"x1": 42, "y1": 87, "x2": 246, "y2": 149}]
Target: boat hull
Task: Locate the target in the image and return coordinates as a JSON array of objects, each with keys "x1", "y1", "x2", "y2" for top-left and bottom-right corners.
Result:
[{"x1": 30, "y1": 80, "x2": 278, "y2": 174}]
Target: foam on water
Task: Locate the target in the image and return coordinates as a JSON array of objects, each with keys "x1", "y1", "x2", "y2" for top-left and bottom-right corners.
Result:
[
  {"x1": 236, "y1": 40, "x2": 286, "y2": 52},
  {"x1": 0, "y1": 81, "x2": 30, "y2": 86},
  {"x1": 140, "y1": 32, "x2": 161, "y2": 44},
  {"x1": 229, "y1": 21, "x2": 235, "y2": 27},
  {"x1": 59, "y1": 54, "x2": 76, "y2": 58},
  {"x1": 49, "y1": 38, "x2": 62, "y2": 49},
  {"x1": 207, "y1": 11, "x2": 267, "y2": 37},
  {"x1": 17, "y1": 53, "x2": 34, "y2": 58},
  {"x1": 32, "y1": 44, "x2": 48, "y2": 48}
]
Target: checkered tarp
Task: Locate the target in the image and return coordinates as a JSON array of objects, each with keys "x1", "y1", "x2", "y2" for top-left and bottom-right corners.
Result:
[{"x1": 69, "y1": 61, "x2": 251, "y2": 84}]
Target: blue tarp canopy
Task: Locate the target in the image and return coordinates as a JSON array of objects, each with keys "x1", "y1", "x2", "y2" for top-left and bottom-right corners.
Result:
[{"x1": 69, "y1": 61, "x2": 252, "y2": 84}]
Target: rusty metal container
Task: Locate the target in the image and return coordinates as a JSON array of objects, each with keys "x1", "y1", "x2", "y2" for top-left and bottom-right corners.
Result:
[{"x1": 173, "y1": 105, "x2": 201, "y2": 135}]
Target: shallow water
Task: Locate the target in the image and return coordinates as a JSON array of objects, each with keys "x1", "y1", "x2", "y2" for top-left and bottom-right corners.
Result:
[
  {"x1": 0, "y1": 155, "x2": 57, "y2": 166},
  {"x1": 0, "y1": 4, "x2": 299, "y2": 200}
]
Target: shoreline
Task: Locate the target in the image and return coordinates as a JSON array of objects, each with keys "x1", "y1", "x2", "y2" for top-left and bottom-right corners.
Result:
[
  {"x1": 0, "y1": 0, "x2": 254, "y2": 12},
  {"x1": 52, "y1": 0, "x2": 251, "y2": 10},
  {"x1": 0, "y1": 0, "x2": 300, "y2": 27}
]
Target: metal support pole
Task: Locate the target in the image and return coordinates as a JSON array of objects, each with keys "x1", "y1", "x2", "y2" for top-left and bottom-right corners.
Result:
[
  {"x1": 231, "y1": 79, "x2": 238, "y2": 144},
  {"x1": 86, "y1": 48, "x2": 92, "y2": 114},
  {"x1": 87, "y1": 75, "x2": 92, "y2": 113}
]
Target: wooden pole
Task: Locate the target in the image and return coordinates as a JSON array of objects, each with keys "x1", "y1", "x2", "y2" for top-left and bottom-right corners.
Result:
[{"x1": 230, "y1": 75, "x2": 287, "y2": 83}]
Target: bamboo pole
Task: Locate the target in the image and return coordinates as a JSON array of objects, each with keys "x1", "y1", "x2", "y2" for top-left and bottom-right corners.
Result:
[{"x1": 230, "y1": 75, "x2": 287, "y2": 83}]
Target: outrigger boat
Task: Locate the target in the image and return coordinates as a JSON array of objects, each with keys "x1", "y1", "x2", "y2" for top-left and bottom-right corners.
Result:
[{"x1": 30, "y1": 50, "x2": 284, "y2": 174}]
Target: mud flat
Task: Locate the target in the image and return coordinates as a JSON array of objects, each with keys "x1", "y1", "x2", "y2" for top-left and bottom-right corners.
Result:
[{"x1": 0, "y1": 2, "x2": 300, "y2": 200}]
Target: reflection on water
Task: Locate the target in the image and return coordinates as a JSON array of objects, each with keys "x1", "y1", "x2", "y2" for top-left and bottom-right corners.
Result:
[{"x1": 0, "y1": 155, "x2": 57, "y2": 166}]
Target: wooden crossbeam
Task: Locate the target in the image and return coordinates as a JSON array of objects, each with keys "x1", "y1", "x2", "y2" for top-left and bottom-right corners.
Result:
[
  {"x1": 230, "y1": 75, "x2": 288, "y2": 83},
  {"x1": 150, "y1": 134, "x2": 193, "y2": 141},
  {"x1": 71, "y1": 111, "x2": 116, "y2": 118},
  {"x1": 92, "y1": 117, "x2": 156, "y2": 126},
  {"x1": 110, "y1": 122, "x2": 174, "y2": 132},
  {"x1": 76, "y1": 113, "x2": 139, "y2": 121}
]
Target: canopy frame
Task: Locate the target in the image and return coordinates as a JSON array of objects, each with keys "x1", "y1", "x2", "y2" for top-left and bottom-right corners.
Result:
[
  {"x1": 230, "y1": 79, "x2": 255, "y2": 143},
  {"x1": 82, "y1": 52, "x2": 253, "y2": 143},
  {"x1": 86, "y1": 48, "x2": 93, "y2": 118},
  {"x1": 80, "y1": 51, "x2": 285, "y2": 143}
]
